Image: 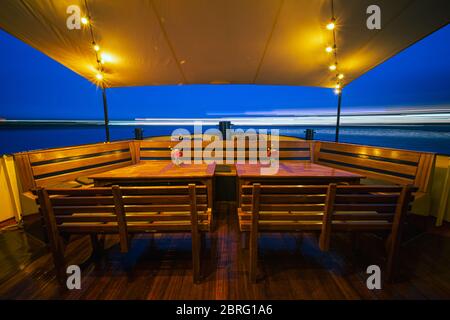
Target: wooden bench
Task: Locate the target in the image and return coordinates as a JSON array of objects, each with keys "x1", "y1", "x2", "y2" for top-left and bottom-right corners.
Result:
[
  {"x1": 320, "y1": 184, "x2": 416, "y2": 282},
  {"x1": 14, "y1": 140, "x2": 137, "y2": 198},
  {"x1": 313, "y1": 141, "x2": 434, "y2": 197},
  {"x1": 239, "y1": 183, "x2": 415, "y2": 282},
  {"x1": 35, "y1": 184, "x2": 210, "y2": 285},
  {"x1": 238, "y1": 184, "x2": 332, "y2": 282}
]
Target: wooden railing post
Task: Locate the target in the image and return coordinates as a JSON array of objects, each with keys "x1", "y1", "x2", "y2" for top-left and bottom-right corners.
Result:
[
  {"x1": 249, "y1": 183, "x2": 260, "y2": 282},
  {"x1": 189, "y1": 184, "x2": 200, "y2": 283},
  {"x1": 112, "y1": 185, "x2": 129, "y2": 253},
  {"x1": 319, "y1": 183, "x2": 337, "y2": 251}
]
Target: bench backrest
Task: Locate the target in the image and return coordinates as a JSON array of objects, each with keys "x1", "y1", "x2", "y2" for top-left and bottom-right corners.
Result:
[
  {"x1": 36, "y1": 184, "x2": 209, "y2": 253},
  {"x1": 14, "y1": 141, "x2": 136, "y2": 190},
  {"x1": 314, "y1": 141, "x2": 435, "y2": 194},
  {"x1": 240, "y1": 184, "x2": 332, "y2": 231},
  {"x1": 138, "y1": 139, "x2": 313, "y2": 163},
  {"x1": 319, "y1": 184, "x2": 416, "y2": 250}
]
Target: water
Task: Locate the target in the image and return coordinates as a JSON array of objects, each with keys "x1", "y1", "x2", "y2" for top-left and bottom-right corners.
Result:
[{"x1": 1, "y1": 124, "x2": 450, "y2": 155}]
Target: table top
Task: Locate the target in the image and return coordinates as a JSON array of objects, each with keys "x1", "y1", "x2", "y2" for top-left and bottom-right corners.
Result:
[
  {"x1": 236, "y1": 161, "x2": 365, "y2": 179},
  {"x1": 90, "y1": 161, "x2": 216, "y2": 180}
]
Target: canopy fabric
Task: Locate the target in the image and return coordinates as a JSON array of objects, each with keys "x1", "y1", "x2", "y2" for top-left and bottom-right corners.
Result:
[{"x1": 0, "y1": 0, "x2": 449, "y2": 88}]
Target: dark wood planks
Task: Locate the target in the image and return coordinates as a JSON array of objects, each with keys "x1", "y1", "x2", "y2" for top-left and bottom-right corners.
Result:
[{"x1": 1, "y1": 203, "x2": 449, "y2": 300}]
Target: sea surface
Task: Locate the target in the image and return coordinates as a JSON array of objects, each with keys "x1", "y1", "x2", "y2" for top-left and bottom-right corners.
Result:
[{"x1": 1, "y1": 124, "x2": 450, "y2": 155}]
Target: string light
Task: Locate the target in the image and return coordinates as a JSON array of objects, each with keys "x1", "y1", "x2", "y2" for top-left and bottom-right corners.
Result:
[
  {"x1": 324, "y1": 0, "x2": 344, "y2": 94},
  {"x1": 83, "y1": 0, "x2": 106, "y2": 84},
  {"x1": 326, "y1": 19, "x2": 335, "y2": 30}
]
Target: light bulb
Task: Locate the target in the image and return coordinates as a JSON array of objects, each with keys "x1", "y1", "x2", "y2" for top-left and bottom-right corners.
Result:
[
  {"x1": 329, "y1": 64, "x2": 337, "y2": 71},
  {"x1": 100, "y1": 52, "x2": 113, "y2": 63},
  {"x1": 334, "y1": 88, "x2": 341, "y2": 94},
  {"x1": 335, "y1": 83, "x2": 341, "y2": 89},
  {"x1": 326, "y1": 22, "x2": 335, "y2": 30},
  {"x1": 93, "y1": 44, "x2": 100, "y2": 51},
  {"x1": 338, "y1": 73, "x2": 344, "y2": 80},
  {"x1": 95, "y1": 73, "x2": 103, "y2": 80},
  {"x1": 325, "y1": 46, "x2": 333, "y2": 53},
  {"x1": 81, "y1": 17, "x2": 89, "y2": 25}
]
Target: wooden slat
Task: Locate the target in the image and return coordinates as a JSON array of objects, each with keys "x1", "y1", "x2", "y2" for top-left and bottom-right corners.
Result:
[
  {"x1": 241, "y1": 194, "x2": 326, "y2": 204},
  {"x1": 334, "y1": 204, "x2": 396, "y2": 212},
  {"x1": 120, "y1": 185, "x2": 206, "y2": 195},
  {"x1": 50, "y1": 196, "x2": 114, "y2": 206},
  {"x1": 257, "y1": 222, "x2": 323, "y2": 231},
  {"x1": 122, "y1": 195, "x2": 207, "y2": 204},
  {"x1": 139, "y1": 150, "x2": 172, "y2": 158},
  {"x1": 250, "y1": 204, "x2": 325, "y2": 212},
  {"x1": 330, "y1": 221, "x2": 392, "y2": 231},
  {"x1": 124, "y1": 213, "x2": 209, "y2": 222},
  {"x1": 56, "y1": 215, "x2": 117, "y2": 223},
  {"x1": 278, "y1": 141, "x2": 312, "y2": 149},
  {"x1": 335, "y1": 185, "x2": 405, "y2": 193},
  {"x1": 316, "y1": 159, "x2": 414, "y2": 185},
  {"x1": 239, "y1": 211, "x2": 323, "y2": 221},
  {"x1": 53, "y1": 206, "x2": 115, "y2": 214},
  {"x1": 28, "y1": 141, "x2": 132, "y2": 163},
  {"x1": 258, "y1": 212, "x2": 324, "y2": 221},
  {"x1": 334, "y1": 194, "x2": 399, "y2": 203},
  {"x1": 58, "y1": 220, "x2": 211, "y2": 233},
  {"x1": 123, "y1": 204, "x2": 208, "y2": 212},
  {"x1": 32, "y1": 151, "x2": 131, "y2": 176},
  {"x1": 278, "y1": 151, "x2": 310, "y2": 158},
  {"x1": 318, "y1": 151, "x2": 417, "y2": 177},
  {"x1": 55, "y1": 211, "x2": 209, "y2": 222},
  {"x1": 35, "y1": 160, "x2": 133, "y2": 187},
  {"x1": 261, "y1": 194, "x2": 325, "y2": 204},
  {"x1": 241, "y1": 185, "x2": 329, "y2": 195},
  {"x1": 45, "y1": 188, "x2": 112, "y2": 196},
  {"x1": 319, "y1": 142, "x2": 421, "y2": 163},
  {"x1": 140, "y1": 141, "x2": 178, "y2": 149},
  {"x1": 333, "y1": 212, "x2": 394, "y2": 221}
]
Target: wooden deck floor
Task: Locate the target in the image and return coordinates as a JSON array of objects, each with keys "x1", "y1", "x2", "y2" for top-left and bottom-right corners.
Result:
[{"x1": 1, "y1": 203, "x2": 449, "y2": 299}]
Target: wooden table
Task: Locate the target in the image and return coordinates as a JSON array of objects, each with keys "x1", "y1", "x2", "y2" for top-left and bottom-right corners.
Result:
[
  {"x1": 236, "y1": 161, "x2": 365, "y2": 204},
  {"x1": 90, "y1": 161, "x2": 216, "y2": 207}
]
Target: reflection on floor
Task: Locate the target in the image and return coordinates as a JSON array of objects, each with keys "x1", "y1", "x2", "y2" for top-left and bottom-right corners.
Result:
[
  {"x1": 0, "y1": 227, "x2": 47, "y2": 284},
  {"x1": 0, "y1": 203, "x2": 449, "y2": 299}
]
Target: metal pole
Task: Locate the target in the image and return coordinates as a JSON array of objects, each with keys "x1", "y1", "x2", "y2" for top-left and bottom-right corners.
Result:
[
  {"x1": 335, "y1": 91, "x2": 342, "y2": 142},
  {"x1": 101, "y1": 85, "x2": 110, "y2": 142}
]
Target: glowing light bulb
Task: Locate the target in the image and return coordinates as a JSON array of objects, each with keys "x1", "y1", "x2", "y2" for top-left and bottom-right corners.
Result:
[
  {"x1": 325, "y1": 46, "x2": 333, "y2": 53},
  {"x1": 329, "y1": 64, "x2": 337, "y2": 71},
  {"x1": 95, "y1": 73, "x2": 103, "y2": 80},
  {"x1": 334, "y1": 88, "x2": 341, "y2": 94},
  {"x1": 93, "y1": 44, "x2": 100, "y2": 51},
  {"x1": 81, "y1": 17, "x2": 89, "y2": 25},
  {"x1": 100, "y1": 52, "x2": 113, "y2": 63},
  {"x1": 338, "y1": 73, "x2": 344, "y2": 80},
  {"x1": 335, "y1": 83, "x2": 341, "y2": 89},
  {"x1": 326, "y1": 22, "x2": 335, "y2": 30}
]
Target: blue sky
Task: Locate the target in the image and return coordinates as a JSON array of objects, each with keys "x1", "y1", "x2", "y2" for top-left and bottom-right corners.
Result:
[{"x1": 0, "y1": 24, "x2": 449, "y2": 120}]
